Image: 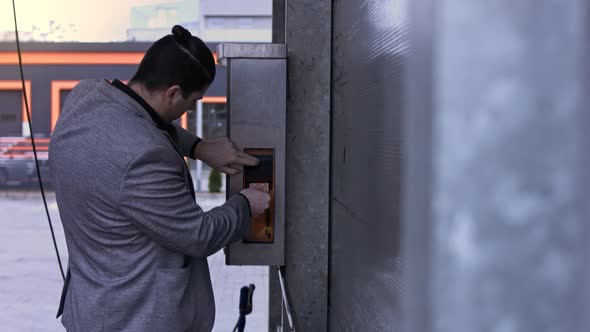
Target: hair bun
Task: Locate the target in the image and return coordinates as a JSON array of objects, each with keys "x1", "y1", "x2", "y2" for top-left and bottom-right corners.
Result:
[{"x1": 172, "y1": 25, "x2": 192, "y2": 44}]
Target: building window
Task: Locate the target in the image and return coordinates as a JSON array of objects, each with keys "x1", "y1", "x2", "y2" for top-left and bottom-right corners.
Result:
[
  {"x1": 0, "y1": 92, "x2": 21, "y2": 136},
  {"x1": 149, "y1": 8, "x2": 178, "y2": 28},
  {"x1": 50, "y1": 81, "x2": 79, "y2": 132},
  {"x1": 237, "y1": 17, "x2": 255, "y2": 29},
  {"x1": 203, "y1": 103, "x2": 227, "y2": 139},
  {"x1": 207, "y1": 17, "x2": 227, "y2": 29},
  {"x1": 205, "y1": 15, "x2": 272, "y2": 30},
  {"x1": 0, "y1": 81, "x2": 31, "y2": 137}
]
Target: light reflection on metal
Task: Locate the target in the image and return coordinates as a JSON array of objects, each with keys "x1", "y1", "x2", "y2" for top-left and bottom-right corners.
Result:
[{"x1": 277, "y1": 266, "x2": 295, "y2": 332}]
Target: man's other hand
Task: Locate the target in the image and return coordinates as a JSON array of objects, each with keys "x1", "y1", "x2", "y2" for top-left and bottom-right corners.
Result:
[
  {"x1": 194, "y1": 137, "x2": 258, "y2": 175},
  {"x1": 240, "y1": 188, "x2": 271, "y2": 217}
]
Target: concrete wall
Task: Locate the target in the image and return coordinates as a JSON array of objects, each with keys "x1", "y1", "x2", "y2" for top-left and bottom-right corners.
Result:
[{"x1": 274, "y1": 0, "x2": 332, "y2": 331}]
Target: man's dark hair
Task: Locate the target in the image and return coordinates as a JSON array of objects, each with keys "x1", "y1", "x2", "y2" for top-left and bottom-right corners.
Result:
[{"x1": 130, "y1": 25, "x2": 216, "y2": 97}]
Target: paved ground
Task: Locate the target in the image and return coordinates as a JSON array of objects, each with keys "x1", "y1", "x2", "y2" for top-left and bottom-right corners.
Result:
[{"x1": 0, "y1": 191, "x2": 268, "y2": 332}]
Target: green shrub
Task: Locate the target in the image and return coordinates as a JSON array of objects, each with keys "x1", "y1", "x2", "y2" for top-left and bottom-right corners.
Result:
[{"x1": 208, "y1": 169, "x2": 222, "y2": 193}]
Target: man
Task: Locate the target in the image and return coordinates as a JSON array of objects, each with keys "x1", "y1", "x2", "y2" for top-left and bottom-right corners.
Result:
[{"x1": 49, "y1": 25, "x2": 270, "y2": 331}]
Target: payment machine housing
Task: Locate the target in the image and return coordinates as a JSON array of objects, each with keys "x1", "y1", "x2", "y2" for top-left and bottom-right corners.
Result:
[{"x1": 217, "y1": 43, "x2": 286, "y2": 266}]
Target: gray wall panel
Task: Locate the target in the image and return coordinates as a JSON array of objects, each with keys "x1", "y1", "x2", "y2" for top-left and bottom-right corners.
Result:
[
  {"x1": 400, "y1": 0, "x2": 435, "y2": 331},
  {"x1": 431, "y1": 1, "x2": 588, "y2": 331},
  {"x1": 403, "y1": 1, "x2": 590, "y2": 332},
  {"x1": 330, "y1": 0, "x2": 408, "y2": 331}
]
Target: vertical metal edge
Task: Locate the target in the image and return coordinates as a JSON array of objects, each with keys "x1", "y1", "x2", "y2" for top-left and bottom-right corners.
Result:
[
  {"x1": 269, "y1": 10, "x2": 287, "y2": 321},
  {"x1": 277, "y1": 58, "x2": 287, "y2": 266},
  {"x1": 577, "y1": 1, "x2": 590, "y2": 329},
  {"x1": 401, "y1": 0, "x2": 435, "y2": 331},
  {"x1": 272, "y1": 0, "x2": 286, "y2": 44},
  {"x1": 224, "y1": 58, "x2": 232, "y2": 266}
]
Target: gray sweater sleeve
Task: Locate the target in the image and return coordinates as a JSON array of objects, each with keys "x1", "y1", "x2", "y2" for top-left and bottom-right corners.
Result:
[
  {"x1": 173, "y1": 123, "x2": 201, "y2": 159},
  {"x1": 118, "y1": 145, "x2": 250, "y2": 258}
]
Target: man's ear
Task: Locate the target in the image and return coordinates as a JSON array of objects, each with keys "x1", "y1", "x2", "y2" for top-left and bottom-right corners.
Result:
[{"x1": 164, "y1": 85, "x2": 183, "y2": 103}]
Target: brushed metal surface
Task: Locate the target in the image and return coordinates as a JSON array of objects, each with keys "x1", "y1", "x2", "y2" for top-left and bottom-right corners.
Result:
[
  {"x1": 401, "y1": 0, "x2": 435, "y2": 331},
  {"x1": 330, "y1": 0, "x2": 408, "y2": 331},
  {"x1": 217, "y1": 43, "x2": 287, "y2": 66},
  {"x1": 224, "y1": 57, "x2": 286, "y2": 266}
]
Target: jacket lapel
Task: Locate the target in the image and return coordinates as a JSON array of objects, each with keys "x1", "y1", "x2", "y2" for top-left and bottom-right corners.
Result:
[{"x1": 96, "y1": 80, "x2": 196, "y2": 201}]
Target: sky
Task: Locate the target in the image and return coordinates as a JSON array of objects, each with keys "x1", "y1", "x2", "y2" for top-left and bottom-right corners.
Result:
[{"x1": 0, "y1": 0, "x2": 180, "y2": 42}]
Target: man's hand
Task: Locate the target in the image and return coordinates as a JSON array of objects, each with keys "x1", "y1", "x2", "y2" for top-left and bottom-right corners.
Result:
[
  {"x1": 194, "y1": 137, "x2": 258, "y2": 175},
  {"x1": 240, "y1": 188, "x2": 271, "y2": 217}
]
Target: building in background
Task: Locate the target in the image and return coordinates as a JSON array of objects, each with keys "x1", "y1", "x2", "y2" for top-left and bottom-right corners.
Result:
[
  {"x1": 0, "y1": 21, "x2": 80, "y2": 42},
  {"x1": 126, "y1": 0, "x2": 272, "y2": 43},
  {"x1": 194, "y1": 0, "x2": 272, "y2": 176},
  {"x1": 0, "y1": 0, "x2": 273, "y2": 187},
  {"x1": 0, "y1": 42, "x2": 227, "y2": 188},
  {"x1": 199, "y1": 0, "x2": 271, "y2": 42},
  {"x1": 125, "y1": 0, "x2": 273, "y2": 166},
  {"x1": 127, "y1": 0, "x2": 200, "y2": 41}
]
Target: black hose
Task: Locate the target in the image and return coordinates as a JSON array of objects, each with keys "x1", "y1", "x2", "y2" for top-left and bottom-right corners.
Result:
[{"x1": 11, "y1": 0, "x2": 66, "y2": 281}]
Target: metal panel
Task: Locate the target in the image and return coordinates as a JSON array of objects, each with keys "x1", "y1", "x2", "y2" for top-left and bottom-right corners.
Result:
[
  {"x1": 403, "y1": 1, "x2": 590, "y2": 332},
  {"x1": 223, "y1": 57, "x2": 286, "y2": 266},
  {"x1": 330, "y1": 0, "x2": 408, "y2": 331},
  {"x1": 401, "y1": 0, "x2": 435, "y2": 331},
  {"x1": 268, "y1": 10, "x2": 286, "y2": 331},
  {"x1": 217, "y1": 43, "x2": 286, "y2": 62}
]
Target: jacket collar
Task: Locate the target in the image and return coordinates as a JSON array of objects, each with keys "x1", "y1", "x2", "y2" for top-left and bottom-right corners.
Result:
[
  {"x1": 95, "y1": 79, "x2": 175, "y2": 134},
  {"x1": 109, "y1": 79, "x2": 176, "y2": 133}
]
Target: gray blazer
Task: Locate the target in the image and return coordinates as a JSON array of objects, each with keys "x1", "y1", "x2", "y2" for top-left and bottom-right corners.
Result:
[{"x1": 49, "y1": 80, "x2": 250, "y2": 332}]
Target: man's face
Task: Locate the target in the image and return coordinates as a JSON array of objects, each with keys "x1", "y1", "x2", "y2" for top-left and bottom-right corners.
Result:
[{"x1": 163, "y1": 85, "x2": 209, "y2": 122}]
